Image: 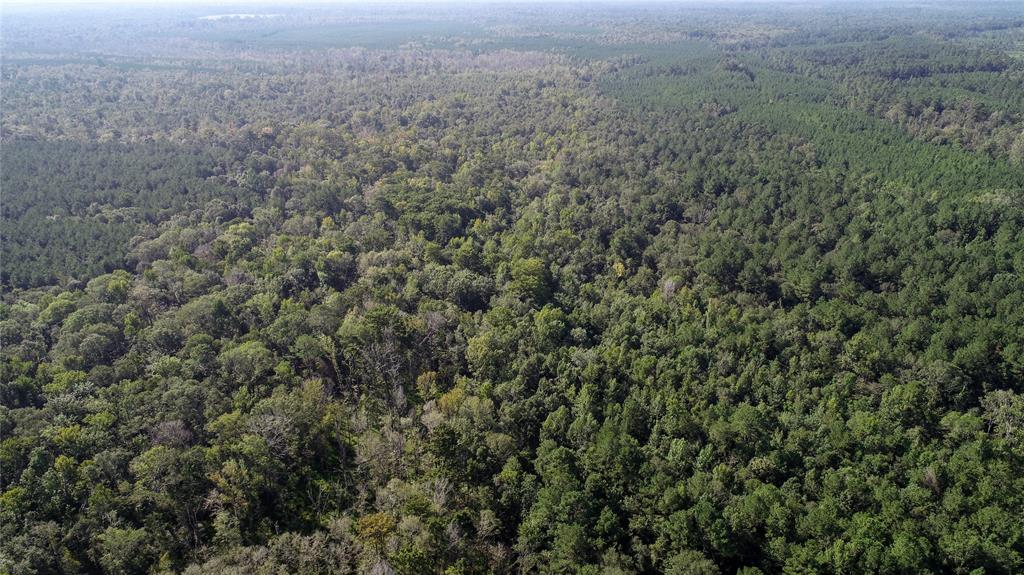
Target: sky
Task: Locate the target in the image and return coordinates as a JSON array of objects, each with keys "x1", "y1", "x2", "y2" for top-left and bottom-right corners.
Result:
[
  {"x1": 3, "y1": 0, "x2": 646, "y2": 5},
  {"x1": 2, "y1": 0, "x2": 797, "y2": 6},
  {"x1": 1, "y1": 0, "x2": 982, "y2": 13}
]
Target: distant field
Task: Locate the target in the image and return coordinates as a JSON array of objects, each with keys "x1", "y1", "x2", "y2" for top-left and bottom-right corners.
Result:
[
  {"x1": 193, "y1": 20, "x2": 488, "y2": 49},
  {"x1": 191, "y1": 19, "x2": 642, "y2": 58}
]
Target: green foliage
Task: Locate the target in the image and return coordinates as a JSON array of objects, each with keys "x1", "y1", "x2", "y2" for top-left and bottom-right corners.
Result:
[
  {"x1": 2, "y1": 3, "x2": 1024, "y2": 574},
  {"x1": 510, "y1": 258, "x2": 552, "y2": 303}
]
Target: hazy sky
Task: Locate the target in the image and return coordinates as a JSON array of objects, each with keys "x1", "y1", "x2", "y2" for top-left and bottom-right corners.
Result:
[
  {"x1": 3, "y1": 0, "x2": 790, "y2": 6},
  {"x1": 0, "y1": 0, "x2": 577, "y2": 12},
  {"x1": 4, "y1": 0, "x2": 640, "y2": 4}
]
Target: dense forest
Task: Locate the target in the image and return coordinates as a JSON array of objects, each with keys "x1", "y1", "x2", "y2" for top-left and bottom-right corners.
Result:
[{"x1": 2, "y1": 2, "x2": 1024, "y2": 574}]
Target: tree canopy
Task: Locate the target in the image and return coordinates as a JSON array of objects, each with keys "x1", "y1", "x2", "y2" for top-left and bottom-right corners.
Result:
[{"x1": 2, "y1": 2, "x2": 1024, "y2": 574}]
